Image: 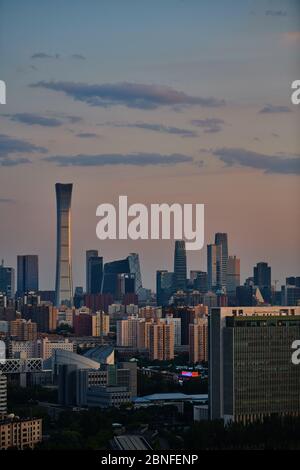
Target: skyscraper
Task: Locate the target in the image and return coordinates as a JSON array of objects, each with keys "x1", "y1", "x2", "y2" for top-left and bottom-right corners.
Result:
[
  {"x1": 281, "y1": 277, "x2": 300, "y2": 306},
  {"x1": 128, "y1": 253, "x2": 143, "y2": 295},
  {"x1": 227, "y1": 256, "x2": 240, "y2": 296},
  {"x1": 86, "y1": 250, "x2": 98, "y2": 292},
  {"x1": 190, "y1": 270, "x2": 208, "y2": 293},
  {"x1": 207, "y1": 244, "x2": 221, "y2": 291},
  {"x1": 17, "y1": 255, "x2": 38, "y2": 296},
  {"x1": 253, "y1": 262, "x2": 271, "y2": 303},
  {"x1": 101, "y1": 254, "x2": 142, "y2": 300},
  {"x1": 156, "y1": 270, "x2": 174, "y2": 307},
  {"x1": 0, "y1": 261, "x2": 15, "y2": 298},
  {"x1": 102, "y1": 258, "x2": 130, "y2": 297},
  {"x1": 215, "y1": 233, "x2": 228, "y2": 291},
  {"x1": 86, "y1": 254, "x2": 103, "y2": 294},
  {"x1": 174, "y1": 241, "x2": 187, "y2": 290},
  {"x1": 209, "y1": 306, "x2": 300, "y2": 422},
  {"x1": 55, "y1": 183, "x2": 73, "y2": 306}
]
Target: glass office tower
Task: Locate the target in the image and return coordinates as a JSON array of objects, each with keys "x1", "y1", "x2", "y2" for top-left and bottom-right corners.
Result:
[
  {"x1": 55, "y1": 183, "x2": 73, "y2": 306},
  {"x1": 174, "y1": 240, "x2": 187, "y2": 290}
]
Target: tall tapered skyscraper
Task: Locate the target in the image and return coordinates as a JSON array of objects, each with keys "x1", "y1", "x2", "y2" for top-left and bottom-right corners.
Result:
[
  {"x1": 55, "y1": 183, "x2": 73, "y2": 306},
  {"x1": 174, "y1": 241, "x2": 187, "y2": 290}
]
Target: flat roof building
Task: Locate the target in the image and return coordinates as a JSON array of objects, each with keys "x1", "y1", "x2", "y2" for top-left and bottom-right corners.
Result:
[
  {"x1": 209, "y1": 306, "x2": 300, "y2": 423},
  {"x1": 0, "y1": 416, "x2": 42, "y2": 450}
]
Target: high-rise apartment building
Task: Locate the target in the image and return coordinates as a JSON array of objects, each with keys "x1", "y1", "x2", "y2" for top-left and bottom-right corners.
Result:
[
  {"x1": 147, "y1": 320, "x2": 175, "y2": 361},
  {"x1": 55, "y1": 183, "x2": 73, "y2": 306},
  {"x1": 161, "y1": 315, "x2": 181, "y2": 346},
  {"x1": 17, "y1": 255, "x2": 38, "y2": 296},
  {"x1": 174, "y1": 241, "x2": 187, "y2": 291},
  {"x1": 9, "y1": 318, "x2": 37, "y2": 341},
  {"x1": 0, "y1": 371, "x2": 7, "y2": 416},
  {"x1": 189, "y1": 317, "x2": 208, "y2": 363},
  {"x1": 209, "y1": 306, "x2": 300, "y2": 423},
  {"x1": 91, "y1": 311, "x2": 110, "y2": 337},
  {"x1": 139, "y1": 306, "x2": 162, "y2": 321},
  {"x1": 116, "y1": 316, "x2": 146, "y2": 348},
  {"x1": 73, "y1": 310, "x2": 93, "y2": 336},
  {"x1": 22, "y1": 304, "x2": 57, "y2": 332}
]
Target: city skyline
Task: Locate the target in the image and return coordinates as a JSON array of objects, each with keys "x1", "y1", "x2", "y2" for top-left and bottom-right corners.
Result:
[
  {"x1": 0, "y1": 182, "x2": 298, "y2": 295},
  {"x1": 1, "y1": 0, "x2": 300, "y2": 454},
  {"x1": 0, "y1": 0, "x2": 299, "y2": 289}
]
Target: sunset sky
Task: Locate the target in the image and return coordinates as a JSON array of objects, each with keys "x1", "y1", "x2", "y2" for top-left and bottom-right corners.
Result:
[{"x1": 0, "y1": 0, "x2": 299, "y2": 290}]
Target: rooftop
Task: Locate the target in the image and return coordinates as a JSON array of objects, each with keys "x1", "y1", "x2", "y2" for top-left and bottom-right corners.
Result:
[
  {"x1": 111, "y1": 435, "x2": 152, "y2": 451},
  {"x1": 83, "y1": 346, "x2": 114, "y2": 364},
  {"x1": 134, "y1": 392, "x2": 208, "y2": 403}
]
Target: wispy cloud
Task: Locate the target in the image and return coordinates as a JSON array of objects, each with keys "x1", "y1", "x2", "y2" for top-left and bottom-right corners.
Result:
[
  {"x1": 4, "y1": 113, "x2": 63, "y2": 127},
  {"x1": 190, "y1": 118, "x2": 225, "y2": 133},
  {"x1": 71, "y1": 54, "x2": 86, "y2": 60},
  {"x1": 31, "y1": 52, "x2": 87, "y2": 61},
  {"x1": 0, "y1": 197, "x2": 16, "y2": 204},
  {"x1": 0, "y1": 133, "x2": 47, "y2": 166},
  {"x1": 30, "y1": 81, "x2": 225, "y2": 110},
  {"x1": 3, "y1": 112, "x2": 84, "y2": 127},
  {"x1": 76, "y1": 132, "x2": 99, "y2": 138},
  {"x1": 31, "y1": 52, "x2": 60, "y2": 60},
  {"x1": 259, "y1": 104, "x2": 291, "y2": 114},
  {"x1": 103, "y1": 121, "x2": 198, "y2": 137},
  {"x1": 265, "y1": 10, "x2": 287, "y2": 17},
  {"x1": 43, "y1": 152, "x2": 193, "y2": 167},
  {"x1": 64, "y1": 115, "x2": 83, "y2": 124},
  {"x1": 212, "y1": 147, "x2": 300, "y2": 174}
]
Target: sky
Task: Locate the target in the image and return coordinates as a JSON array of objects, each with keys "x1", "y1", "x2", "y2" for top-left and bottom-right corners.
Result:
[{"x1": 0, "y1": 0, "x2": 299, "y2": 290}]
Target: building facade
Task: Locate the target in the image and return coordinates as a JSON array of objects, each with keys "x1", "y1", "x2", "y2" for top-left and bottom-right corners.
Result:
[
  {"x1": 174, "y1": 241, "x2": 187, "y2": 291},
  {"x1": 0, "y1": 371, "x2": 7, "y2": 416},
  {"x1": 189, "y1": 317, "x2": 208, "y2": 363},
  {"x1": 55, "y1": 183, "x2": 73, "y2": 306},
  {"x1": 209, "y1": 306, "x2": 300, "y2": 423},
  {"x1": 0, "y1": 262, "x2": 15, "y2": 299},
  {"x1": 17, "y1": 255, "x2": 38, "y2": 296},
  {"x1": 0, "y1": 417, "x2": 42, "y2": 450}
]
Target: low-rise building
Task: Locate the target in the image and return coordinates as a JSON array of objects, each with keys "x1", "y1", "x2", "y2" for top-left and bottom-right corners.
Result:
[
  {"x1": 86, "y1": 386, "x2": 131, "y2": 408},
  {"x1": 0, "y1": 416, "x2": 42, "y2": 450}
]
